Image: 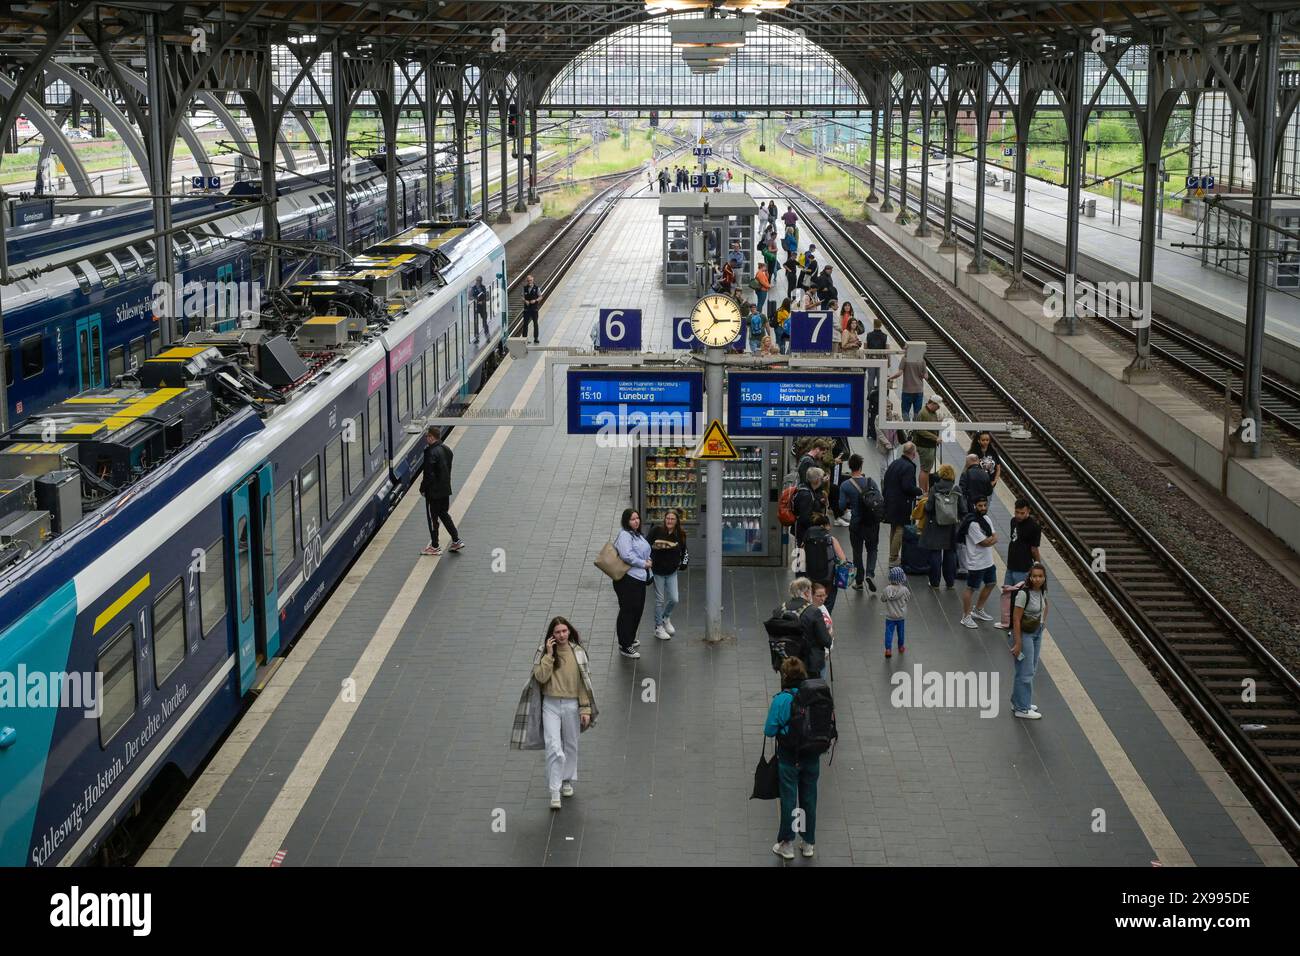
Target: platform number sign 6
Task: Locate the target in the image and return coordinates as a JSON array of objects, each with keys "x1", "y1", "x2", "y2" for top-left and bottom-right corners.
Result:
[
  {"x1": 789, "y1": 311, "x2": 834, "y2": 353},
  {"x1": 598, "y1": 308, "x2": 642, "y2": 351}
]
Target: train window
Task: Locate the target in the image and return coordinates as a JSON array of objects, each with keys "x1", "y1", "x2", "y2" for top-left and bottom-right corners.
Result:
[
  {"x1": 424, "y1": 345, "x2": 436, "y2": 396},
  {"x1": 273, "y1": 481, "x2": 296, "y2": 567},
  {"x1": 199, "y1": 537, "x2": 226, "y2": 635},
  {"x1": 108, "y1": 345, "x2": 126, "y2": 379},
  {"x1": 91, "y1": 254, "x2": 121, "y2": 288},
  {"x1": 20, "y1": 335, "x2": 43, "y2": 379},
  {"x1": 97, "y1": 624, "x2": 137, "y2": 746},
  {"x1": 136, "y1": 242, "x2": 157, "y2": 273},
  {"x1": 366, "y1": 392, "x2": 382, "y2": 453},
  {"x1": 396, "y1": 364, "x2": 410, "y2": 420},
  {"x1": 70, "y1": 263, "x2": 93, "y2": 294},
  {"x1": 90, "y1": 324, "x2": 102, "y2": 378},
  {"x1": 236, "y1": 517, "x2": 252, "y2": 623},
  {"x1": 347, "y1": 416, "x2": 364, "y2": 493},
  {"x1": 261, "y1": 493, "x2": 275, "y2": 596},
  {"x1": 78, "y1": 327, "x2": 89, "y2": 387},
  {"x1": 299, "y1": 455, "x2": 321, "y2": 541},
  {"x1": 324, "y1": 435, "x2": 344, "y2": 519},
  {"x1": 151, "y1": 578, "x2": 186, "y2": 688},
  {"x1": 130, "y1": 337, "x2": 146, "y2": 370},
  {"x1": 415, "y1": 353, "x2": 426, "y2": 409},
  {"x1": 3, "y1": 345, "x2": 11, "y2": 388},
  {"x1": 149, "y1": 329, "x2": 161, "y2": 356}
]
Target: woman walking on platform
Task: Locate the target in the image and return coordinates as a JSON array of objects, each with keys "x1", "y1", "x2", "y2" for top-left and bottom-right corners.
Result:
[
  {"x1": 511, "y1": 616, "x2": 598, "y2": 809},
  {"x1": 613, "y1": 508, "x2": 652, "y2": 659},
  {"x1": 649, "y1": 509, "x2": 687, "y2": 641},
  {"x1": 1009, "y1": 563, "x2": 1049, "y2": 720}
]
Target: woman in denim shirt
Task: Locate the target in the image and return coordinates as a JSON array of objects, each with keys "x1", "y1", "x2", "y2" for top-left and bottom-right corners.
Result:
[{"x1": 613, "y1": 508, "x2": 652, "y2": 659}]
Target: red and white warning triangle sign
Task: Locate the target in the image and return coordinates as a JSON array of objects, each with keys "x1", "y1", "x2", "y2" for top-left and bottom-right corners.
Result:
[{"x1": 695, "y1": 419, "x2": 739, "y2": 460}]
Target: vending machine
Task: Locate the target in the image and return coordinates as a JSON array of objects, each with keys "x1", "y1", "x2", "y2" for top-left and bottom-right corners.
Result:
[{"x1": 634, "y1": 441, "x2": 783, "y2": 567}]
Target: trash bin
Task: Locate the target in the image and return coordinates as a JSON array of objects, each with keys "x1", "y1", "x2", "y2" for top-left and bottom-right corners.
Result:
[
  {"x1": 1002, "y1": 178, "x2": 1012, "y2": 192},
  {"x1": 1084, "y1": 198, "x2": 1097, "y2": 218}
]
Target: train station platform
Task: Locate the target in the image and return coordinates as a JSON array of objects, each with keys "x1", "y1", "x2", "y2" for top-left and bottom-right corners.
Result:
[
  {"x1": 871, "y1": 150, "x2": 1300, "y2": 381},
  {"x1": 142, "y1": 190, "x2": 1289, "y2": 867}
]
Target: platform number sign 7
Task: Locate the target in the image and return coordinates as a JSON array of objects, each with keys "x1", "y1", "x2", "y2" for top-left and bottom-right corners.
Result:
[
  {"x1": 789, "y1": 311, "x2": 834, "y2": 352},
  {"x1": 597, "y1": 308, "x2": 642, "y2": 351}
]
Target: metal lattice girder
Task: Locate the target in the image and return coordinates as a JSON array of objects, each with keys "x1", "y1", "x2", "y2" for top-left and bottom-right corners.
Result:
[{"x1": 0, "y1": 73, "x2": 92, "y2": 192}]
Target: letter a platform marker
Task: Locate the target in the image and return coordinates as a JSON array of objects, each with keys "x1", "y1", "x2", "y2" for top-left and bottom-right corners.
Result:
[{"x1": 696, "y1": 418, "x2": 738, "y2": 460}]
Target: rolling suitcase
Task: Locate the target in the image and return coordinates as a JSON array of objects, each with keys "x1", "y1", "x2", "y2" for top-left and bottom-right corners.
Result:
[{"x1": 901, "y1": 523, "x2": 930, "y2": 576}]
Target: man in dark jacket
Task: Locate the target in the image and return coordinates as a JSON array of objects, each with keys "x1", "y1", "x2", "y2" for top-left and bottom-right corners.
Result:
[
  {"x1": 883, "y1": 442, "x2": 923, "y2": 565},
  {"x1": 420, "y1": 425, "x2": 464, "y2": 556},
  {"x1": 959, "y1": 453, "x2": 993, "y2": 503},
  {"x1": 793, "y1": 467, "x2": 827, "y2": 547},
  {"x1": 470, "y1": 275, "x2": 489, "y2": 344},
  {"x1": 814, "y1": 266, "x2": 837, "y2": 308},
  {"x1": 796, "y1": 440, "x2": 824, "y2": 485},
  {"x1": 838, "y1": 455, "x2": 881, "y2": 592},
  {"x1": 788, "y1": 577, "x2": 832, "y2": 679},
  {"x1": 521, "y1": 274, "x2": 542, "y2": 343}
]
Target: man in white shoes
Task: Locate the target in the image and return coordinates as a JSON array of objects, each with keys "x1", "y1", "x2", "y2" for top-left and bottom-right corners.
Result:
[{"x1": 958, "y1": 497, "x2": 998, "y2": 629}]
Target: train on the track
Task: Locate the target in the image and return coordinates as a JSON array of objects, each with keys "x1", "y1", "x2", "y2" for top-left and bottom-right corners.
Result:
[
  {"x1": 1, "y1": 147, "x2": 432, "y2": 425},
  {"x1": 0, "y1": 216, "x2": 507, "y2": 866}
]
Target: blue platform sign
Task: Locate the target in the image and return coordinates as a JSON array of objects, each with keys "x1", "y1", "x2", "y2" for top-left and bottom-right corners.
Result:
[
  {"x1": 208, "y1": 175, "x2": 222, "y2": 189},
  {"x1": 1186, "y1": 174, "x2": 1216, "y2": 190},
  {"x1": 191, "y1": 176, "x2": 205, "y2": 189},
  {"x1": 690, "y1": 174, "x2": 703, "y2": 189},
  {"x1": 597, "y1": 308, "x2": 642, "y2": 350},
  {"x1": 567, "y1": 369, "x2": 704, "y2": 435},
  {"x1": 728, "y1": 371, "x2": 865, "y2": 437},
  {"x1": 1002, "y1": 147, "x2": 1015, "y2": 157},
  {"x1": 672, "y1": 316, "x2": 702, "y2": 350},
  {"x1": 788, "y1": 311, "x2": 834, "y2": 352}
]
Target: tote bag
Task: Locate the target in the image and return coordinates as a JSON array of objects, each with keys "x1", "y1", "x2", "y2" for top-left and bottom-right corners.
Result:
[
  {"x1": 594, "y1": 541, "x2": 631, "y2": 581},
  {"x1": 751, "y1": 737, "x2": 780, "y2": 800}
]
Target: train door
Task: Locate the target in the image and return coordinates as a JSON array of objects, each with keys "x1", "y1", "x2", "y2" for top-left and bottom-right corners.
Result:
[
  {"x1": 214, "y1": 263, "x2": 236, "y2": 332},
  {"x1": 75, "y1": 313, "x2": 103, "y2": 392},
  {"x1": 225, "y1": 463, "x2": 281, "y2": 694}
]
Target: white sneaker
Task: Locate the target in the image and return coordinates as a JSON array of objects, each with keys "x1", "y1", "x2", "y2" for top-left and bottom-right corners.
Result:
[
  {"x1": 663, "y1": 619, "x2": 676, "y2": 635},
  {"x1": 772, "y1": 841, "x2": 795, "y2": 860},
  {"x1": 960, "y1": 615, "x2": 979, "y2": 629},
  {"x1": 799, "y1": 840, "x2": 816, "y2": 858},
  {"x1": 618, "y1": 646, "x2": 641, "y2": 659},
  {"x1": 550, "y1": 792, "x2": 562, "y2": 809},
  {"x1": 1014, "y1": 709, "x2": 1042, "y2": 720},
  {"x1": 992, "y1": 622, "x2": 1009, "y2": 629},
  {"x1": 834, "y1": 517, "x2": 851, "y2": 527},
  {"x1": 629, "y1": 640, "x2": 641, "y2": 650},
  {"x1": 654, "y1": 625, "x2": 671, "y2": 641},
  {"x1": 561, "y1": 782, "x2": 575, "y2": 797},
  {"x1": 1029, "y1": 704, "x2": 1040, "y2": 713},
  {"x1": 972, "y1": 608, "x2": 994, "y2": 622}
]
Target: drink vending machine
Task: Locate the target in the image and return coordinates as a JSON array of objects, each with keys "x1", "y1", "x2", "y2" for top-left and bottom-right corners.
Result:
[{"x1": 633, "y1": 441, "x2": 784, "y2": 567}]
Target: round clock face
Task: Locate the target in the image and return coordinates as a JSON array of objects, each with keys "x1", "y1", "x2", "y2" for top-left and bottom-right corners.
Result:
[{"x1": 690, "y1": 293, "x2": 743, "y2": 347}]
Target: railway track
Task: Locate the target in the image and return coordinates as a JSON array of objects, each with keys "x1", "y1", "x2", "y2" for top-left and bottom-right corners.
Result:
[
  {"x1": 777, "y1": 129, "x2": 1300, "y2": 450},
  {"x1": 748, "y1": 163, "x2": 1300, "y2": 852}
]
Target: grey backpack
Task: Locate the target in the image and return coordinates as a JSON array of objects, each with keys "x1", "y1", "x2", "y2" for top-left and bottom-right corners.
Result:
[{"x1": 933, "y1": 487, "x2": 960, "y2": 526}]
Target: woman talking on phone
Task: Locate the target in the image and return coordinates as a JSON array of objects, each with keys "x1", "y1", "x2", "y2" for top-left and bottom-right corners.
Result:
[{"x1": 511, "y1": 616, "x2": 599, "y2": 809}]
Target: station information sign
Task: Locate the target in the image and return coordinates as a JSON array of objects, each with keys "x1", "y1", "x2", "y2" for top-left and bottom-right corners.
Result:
[
  {"x1": 727, "y1": 371, "x2": 865, "y2": 436},
  {"x1": 567, "y1": 369, "x2": 704, "y2": 435}
]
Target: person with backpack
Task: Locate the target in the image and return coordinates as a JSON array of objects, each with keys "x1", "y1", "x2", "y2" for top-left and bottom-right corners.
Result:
[
  {"x1": 783, "y1": 251, "x2": 799, "y2": 298},
  {"x1": 883, "y1": 442, "x2": 923, "y2": 565},
  {"x1": 612, "y1": 509, "x2": 652, "y2": 659},
  {"x1": 881, "y1": 566, "x2": 910, "y2": 657},
  {"x1": 969, "y1": 430, "x2": 1004, "y2": 489},
  {"x1": 765, "y1": 656, "x2": 834, "y2": 860},
  {"x1": 920, "y1": 463, "x2": 966, "y2": 588},
  {"x1": 766, "y1": 577, "x2": 815, "y2": 673},
  {"x1": 1009, "y1": 563, "x2": 1049, "y2": 719},
  {"x1": 912, "y1": 396, "x2": 942, "y2": 492},
  {"x1": 510, "y1": 616, "x2": 598, "y2": 809},
  {"x1": 792, "y1": 466, "x2": 827, "y2": 547},
  {"x1": 959, "y1": 498, "x2": 999, "y2": 629},
  {"x1": 747, "y1": 301, "x2": 766, "y2": 353},
  {"x1": 648, "y1": 509, "x2": 687, "y2": 641},
  {"x1": 804, "y1": 513, "x2": 846, "y2": 614},
  {"x1": 774, "y1": 297, "x2": 792, "y2": 354},
  {"x1": 959, "y1": 453, "x2": 993, "y2": 503},
  {"x1": 838, "y1": 454, "x2": 882, "y2": 592}
]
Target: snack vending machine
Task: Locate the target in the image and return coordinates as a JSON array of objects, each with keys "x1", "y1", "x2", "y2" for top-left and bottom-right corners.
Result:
[{"x1": 634, "y1": 441, "x2": 783, "y2": 567}]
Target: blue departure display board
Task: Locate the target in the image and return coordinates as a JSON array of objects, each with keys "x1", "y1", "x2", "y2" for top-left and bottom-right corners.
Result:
[
  {"x1": 567, "y1": 370, "x2": 704, "y2": 435},
  {"x1": 727, "y1": 372, "x2": 865, "y2": 436}
]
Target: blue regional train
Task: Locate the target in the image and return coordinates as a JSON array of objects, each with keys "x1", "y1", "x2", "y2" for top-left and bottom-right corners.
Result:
[
  {"x1": 1, "y1": 147, "x2": 432, "y2": 425},
  {"x1": 0, "y1": 216, "x2": 507, "y2": 866}
]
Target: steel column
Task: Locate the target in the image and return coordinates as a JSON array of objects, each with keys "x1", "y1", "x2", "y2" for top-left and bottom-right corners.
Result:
[
  {"x1": 145, "y1": 13, "x2": 176, "y2": 346},
  {"x1": 896, "y1": 85, "x2": 912, "y2": 224},
  {"x1": 867, "y1": 100, "x2": 879, "y2": 202},
  {"x1": 330, "y1": 41, "x2": 350, "y2": 257},
  {"x1": 1006, "y1": 89, "x2": 1034, "y2": 298},
  {"x1": 454, "y1": 92, "x2": 468, "y2": 218},
  {"x1": 1125, "y1": 37, "x2": 1165, "y2": 380},
  {"x1": 916, "y1": 71, "x2": 932, "y2": 237},
  {"x1": 423, "y1": 59, "x2": 438, "y2": 216},
  {"x1": 383, "y1": 66, "x2": 399, "y2": 236},
  {"x1": 528, "y1": 103, "x2": 539, "y2": 203},
  {"x1": 514, "y1": 88, "x2": 527, "y2": 213},
  {"x1": 938, "y1": 95, "x2": 957, "y2": 250},
  {"x1": 255, "y1": 42, "x2": 279, "y2": 290},
  {"x1": 968, "y1": 63, "x2": 989, "y2": 274},
  {"x1": 1059, "y1": 38, "x2": 1087, "y2": 333},
  {"x1": 880, "y1": 97, "x2": 894, "y2": 213},
  {"x1": 497, "y1": 84, "x2": 511, "y2": 222},
  {"x1": 704, "y1": 347, "x2": 724, "y2": 643},
  {"x1": 478, "y1": 73, "x2": 490, "y2": 220},
  {"x1": 1237, "y1": 12, "x2": 1281, "y2": 457}
]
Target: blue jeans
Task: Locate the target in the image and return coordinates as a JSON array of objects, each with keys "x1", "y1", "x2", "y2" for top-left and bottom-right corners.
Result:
[
  {"x1": 1010, "y1": 628, "x2": 1042, "y2": 713},
  {"x1": 1004, "y1": 569, "x2": 1029, "y2": 586},
  {"x1": 885, "y1": 618, "x2": 905, "y2": 650},
  {"x1": 653, "y1": 572, "x2": 678, "y2": 627},
  {"x1": 756, "y1": 291, "x2": 768, "y2": 313},
  {"x1": 928, "y1": 548, "x2": 956, "y2": 587},
  {"x1": 849, "y1": 526, "x2": 878, "y2": 585},
  {"x1": 777, "y1": 754, "x2": 820, "y2": 845},
  {"x1": 902, "y1": 391, "x2": 923, "y2": 419}
]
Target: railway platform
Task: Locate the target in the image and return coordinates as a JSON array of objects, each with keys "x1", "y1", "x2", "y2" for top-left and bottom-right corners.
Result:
[{"x1": 142, "y1": 191, "x2": 1289, "y2": 867}]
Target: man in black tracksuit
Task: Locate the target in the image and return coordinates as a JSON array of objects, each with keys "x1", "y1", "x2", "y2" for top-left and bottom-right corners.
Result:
[
  {"x1": 470, "y1": 276, "x2": 490, "y2": 344},
  {"x1": 521, "y1": 275, "x2": 542, "y2": 343},
  {"x1": 420, "y1": 426, "x2": 464, "y2": 556}
]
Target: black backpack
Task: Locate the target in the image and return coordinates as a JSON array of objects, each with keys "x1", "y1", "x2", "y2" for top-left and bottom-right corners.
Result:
[
  {"x1": 848, "y1": 476, "x2": 885, "y2": 525},
  {"x1": 781, "y1": 679, "x2": 838, "y2": 758},
  {"x1": 765, "y1": 603, "x2": 807, "y2": 672},
  {"x1": 803, "y1": 527, "x2": 835, "y2": 583}
]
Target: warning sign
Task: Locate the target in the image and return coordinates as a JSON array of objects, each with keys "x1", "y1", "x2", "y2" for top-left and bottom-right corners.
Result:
[{"x1": 696, "y1": 419, "x2": 739, "y2": 460}]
